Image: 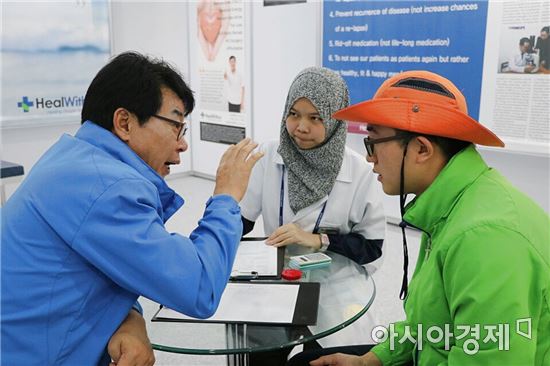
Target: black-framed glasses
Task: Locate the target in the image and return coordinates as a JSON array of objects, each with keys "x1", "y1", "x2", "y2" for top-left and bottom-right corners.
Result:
[
  {"x1": 153, "y1": 114, "x2": 188, "y2": 140},
  {"x1": 363, "y1": 135, "x2": 410, "y2": 157}
]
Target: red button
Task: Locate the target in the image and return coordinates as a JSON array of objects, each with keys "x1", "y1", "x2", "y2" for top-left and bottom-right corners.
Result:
[{"x1": 281, "y1": 269, "x2": 302, "y2": 281}]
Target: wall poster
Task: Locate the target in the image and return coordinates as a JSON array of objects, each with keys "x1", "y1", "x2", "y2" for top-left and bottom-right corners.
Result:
[
  {"x1": 1, "y1": 0, "x2": 111, "y2": 128},
  {"x1": 196, "y1": 0, "x2": 247, "y2": 144},
  {"x1": 323, "y1": 0, "x2": 549, "y2": 155}
]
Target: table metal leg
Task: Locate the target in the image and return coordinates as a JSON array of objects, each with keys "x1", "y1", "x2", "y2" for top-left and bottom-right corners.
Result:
[{"x1": 225, "y1": 324, "x2": 250, "y2": 366}]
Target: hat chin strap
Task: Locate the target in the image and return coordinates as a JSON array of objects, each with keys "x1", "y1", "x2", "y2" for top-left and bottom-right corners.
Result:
[
  {"x1": 397, "y1": 139, "x2": 436, "y2": 301},
  {"x1": 398, "y1": 141, "x2": 410, "y2": 300}
]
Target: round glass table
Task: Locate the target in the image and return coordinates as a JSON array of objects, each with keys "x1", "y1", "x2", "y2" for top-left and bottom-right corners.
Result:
[{"x1": 148, "y1": 251, "x2": 376, "y2": 364}]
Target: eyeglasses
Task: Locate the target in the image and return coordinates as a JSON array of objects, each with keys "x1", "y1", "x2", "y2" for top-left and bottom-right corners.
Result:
[
  {"x1": 363, "y1": 135, "x2": 410, "y2": 157},
  {"x1": 153, "y1": 114, "x2": 188, "y2": 140}
]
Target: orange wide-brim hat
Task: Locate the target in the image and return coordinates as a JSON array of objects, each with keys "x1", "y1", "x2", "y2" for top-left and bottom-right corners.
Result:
[{"x1": 333, "y1": 70, "x2": 504, "y2": 147}]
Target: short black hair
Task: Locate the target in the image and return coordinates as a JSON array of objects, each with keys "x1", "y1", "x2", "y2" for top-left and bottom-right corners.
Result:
[
  {"x1": 542, "y1": 26, "x2": 549, "y2": 34},
  {"x1": 229, "y1": 55, "x2": 236, "y2": 61},
  {"x1": 397, "y1": 131, "x2": 472, "y2": 162},
  {"x1": 81, "y1": 52, "x2": 194, "y2": 130},
  {"x1": 519, "y1": 37, "x2": 531, "y2": 46}
]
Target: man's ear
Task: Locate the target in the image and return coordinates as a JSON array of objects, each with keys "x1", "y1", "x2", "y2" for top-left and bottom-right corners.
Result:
[
  {"x1": 112, "y1": 108, "x2": 132, "y2": 142},
  {"x1": 414, "y1": 136, "x2": 436, "y2": 163}
]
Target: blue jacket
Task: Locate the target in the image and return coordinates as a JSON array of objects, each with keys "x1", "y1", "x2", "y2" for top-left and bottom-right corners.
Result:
[{"x1": 1, "y1": 121, "x2": 242, "y2": 365}]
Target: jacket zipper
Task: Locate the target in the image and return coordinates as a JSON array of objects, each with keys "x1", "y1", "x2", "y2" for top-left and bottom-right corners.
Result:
[
  {"x1": 400, "y1": 220, "x2": 433, "y2": 365},
  {"x1": 402, "y1": 219, "x2": 433, "y2": 262},
  {"x1": 424, "y1": 235, "x2": 432, "y2": 262}
]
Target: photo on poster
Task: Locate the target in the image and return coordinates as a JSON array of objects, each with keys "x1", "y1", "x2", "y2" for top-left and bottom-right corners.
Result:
[
  {"x1": 498, "y1": 24, "x2": 550, "y2": 74},
  {"x1": 198, "y1": 0, "x2": 229, "y2": 63},
  {"x1": 1, "y1": 1, "x2": 110, "y2": 127},
  {"x1": 224, "y1": 55, "x2": 245, "y2": 113}
]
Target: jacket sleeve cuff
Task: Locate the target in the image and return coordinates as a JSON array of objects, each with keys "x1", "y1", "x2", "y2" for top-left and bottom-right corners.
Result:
[
  {"x1": 370, "y1": 344, "x2": 393, "y2": 366},
  {"x1": 131, "y1": 300, "x2": 143, "y2": 315},
  {"x1": 370, "y1": 342, "x2": 413, "y2": 366},
  {"x1": 208, "y1": 194, "x2": 240, "y2": 212}
]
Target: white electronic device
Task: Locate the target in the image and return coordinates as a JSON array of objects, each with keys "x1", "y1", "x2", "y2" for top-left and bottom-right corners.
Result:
[{"x1": 289, "y1": 252, "x2": 332, "y2": 269}]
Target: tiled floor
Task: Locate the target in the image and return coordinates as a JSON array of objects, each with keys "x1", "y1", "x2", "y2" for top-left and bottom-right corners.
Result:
[{"x1": 141, "y1": 175, "x2": 422, "y2": 365}]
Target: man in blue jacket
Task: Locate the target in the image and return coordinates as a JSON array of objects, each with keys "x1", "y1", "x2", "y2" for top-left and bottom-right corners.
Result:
[{"x1": 1, "y1": 52, "x2": 263, "y2": 365}]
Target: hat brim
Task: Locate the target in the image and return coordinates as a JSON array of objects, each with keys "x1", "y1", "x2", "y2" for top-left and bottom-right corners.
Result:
[{"x1": 333, "y1": 99, "x2": 504, "y2": 147}]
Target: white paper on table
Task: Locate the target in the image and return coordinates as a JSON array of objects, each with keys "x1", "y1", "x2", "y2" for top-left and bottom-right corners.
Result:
[
  {"x1": 157, "y1": 282, "x2": 300, "y2": 323},
  {"x1": 231, "y1": 240, "x2": 278, "y2": 277}
]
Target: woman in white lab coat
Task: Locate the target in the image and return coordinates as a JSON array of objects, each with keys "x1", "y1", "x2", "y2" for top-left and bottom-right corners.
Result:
[{"x1": 240, "y1": 66, "x2": 385, "y2": 265}]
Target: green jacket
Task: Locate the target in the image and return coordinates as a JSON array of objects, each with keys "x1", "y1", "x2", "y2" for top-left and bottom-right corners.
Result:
[{"x1": 372, "y1": 146, "x2": 550, "y2": 365}]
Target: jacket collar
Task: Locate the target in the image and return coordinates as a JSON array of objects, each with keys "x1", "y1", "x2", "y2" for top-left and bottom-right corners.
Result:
[
  {"x1": 273, "y1": 148, "x2": 352, "y2": 183},
  {"x1": 76, "y1": 121, "x2": 184, "y2": 221},
  {"x1": 403, "y1": 145, "x2": 488, "y2": 234}
]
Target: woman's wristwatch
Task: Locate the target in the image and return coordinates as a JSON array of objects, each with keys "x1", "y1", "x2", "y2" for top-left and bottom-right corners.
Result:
[{"x1": 319, "y1": 233, "x2": 330, "y2": 252}]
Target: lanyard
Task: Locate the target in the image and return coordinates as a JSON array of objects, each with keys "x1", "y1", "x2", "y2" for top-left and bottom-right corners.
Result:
[{"x1": 280, "y1": 166, "x2": 327, "y2": 233}]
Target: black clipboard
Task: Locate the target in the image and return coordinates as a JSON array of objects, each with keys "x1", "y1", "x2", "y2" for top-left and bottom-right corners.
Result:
[
  {"x1": 230, "y1": 237, "x2": 285, "y2": 280},
  {"x1": 152, "y1": 282, "x2": 320, "y2": 326}
]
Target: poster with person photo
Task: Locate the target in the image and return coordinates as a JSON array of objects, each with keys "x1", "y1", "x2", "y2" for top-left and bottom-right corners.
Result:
[{"x1": 196, "y1": 0, "x2": 247, "y2": 145}]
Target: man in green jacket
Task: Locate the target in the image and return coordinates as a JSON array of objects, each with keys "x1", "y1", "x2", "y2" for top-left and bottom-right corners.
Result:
[{"x1": 288, "y1": 70, "x2": 549, "y2": 366}]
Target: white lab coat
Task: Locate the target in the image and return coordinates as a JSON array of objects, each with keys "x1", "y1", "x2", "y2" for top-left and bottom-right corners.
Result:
[
  {"x1": 240, "y1": 140, "x2": 386, "y2": 259},
  {"x1": 509, "y1": 52, "x2": 539, "y2": 73},
  {"x1": 240, "y1": 140, "x2": 387, "y2": 348}
]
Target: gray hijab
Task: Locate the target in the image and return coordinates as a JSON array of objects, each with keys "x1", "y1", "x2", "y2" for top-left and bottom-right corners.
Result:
[{"x1": 277, "y1": 67, "x2": 350, "y2": 214}]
